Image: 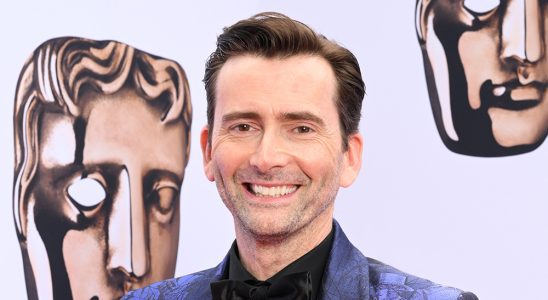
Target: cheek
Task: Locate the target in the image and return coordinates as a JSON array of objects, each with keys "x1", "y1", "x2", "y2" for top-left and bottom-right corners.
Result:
[
  {"x1": 147, "y1": 215, "x2": 179, "y2": 280},
  {"x1": 294, "y1": 140, "x2": 341, "y2": 178},
  {"x1": 459, "y1": 27, "x2": 507, "y2": 109},
  {"x1": 212, "y1": 143, "x2": 250, "y2": 176},
  {"x1": 63, "y1": 229, "x2": 108, "y2": 298}
]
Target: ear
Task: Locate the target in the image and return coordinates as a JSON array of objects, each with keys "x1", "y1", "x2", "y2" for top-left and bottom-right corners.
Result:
[
  {"x1": 340, "y1": 132, "x2": 363, "y2": 188},
  {"x1": 200, "y1": 125, "x2": 215, "y2": 182}
]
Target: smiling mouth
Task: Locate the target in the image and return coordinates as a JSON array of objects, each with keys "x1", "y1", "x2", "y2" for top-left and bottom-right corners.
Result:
[
  {"x1": 244, "y1": 183, "x2": 299, "y2": 197},
  {"x1": 480, "y1": 80, "x2": 545, "y2": 110}
]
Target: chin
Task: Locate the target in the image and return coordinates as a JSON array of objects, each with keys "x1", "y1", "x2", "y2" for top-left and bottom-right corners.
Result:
[{"x1": 238, "y1": 214, "x2": 300, "y2": 240}]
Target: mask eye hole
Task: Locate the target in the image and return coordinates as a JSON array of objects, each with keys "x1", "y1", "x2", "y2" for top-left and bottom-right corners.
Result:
[
  {"x1": 156, "y1": 187, "x2": 177, "y2": 214},
  {"x1": 149, "y1": 183, "x2": 179, "y2": 224},
  {"x1": 67, "y1": 178, "x2": 106, "y2": 209},
  {"x1": 464, "y1": 0, "x2": 500, "y2": 14}
]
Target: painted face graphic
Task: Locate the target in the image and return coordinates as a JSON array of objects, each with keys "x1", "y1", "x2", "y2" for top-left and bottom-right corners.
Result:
[
  {"x1": 36, "y1": 91, "x2": 185, "y2": 299},
  {"x1": 416, "y1": 0, "x2": 547, "y2": 156},
  {"x1": 13, "y1": 38, "x2": 191, "y2": 299}
]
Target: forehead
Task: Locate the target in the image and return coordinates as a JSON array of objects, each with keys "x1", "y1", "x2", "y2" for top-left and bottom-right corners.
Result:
[
  {"x1": 215, "y1": 54, "x2": 338, "y2": 117},
  {"x1": 40, "y1": 89, "x2": 187, "y2": 178},
  {"x1": 84, "y1": 90, "x2": 186, "y2": 177}
]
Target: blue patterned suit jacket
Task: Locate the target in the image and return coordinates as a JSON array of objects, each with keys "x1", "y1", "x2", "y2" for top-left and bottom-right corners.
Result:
[{"x1": 124, "y1": 221, "x2": 477, "y2": 299}]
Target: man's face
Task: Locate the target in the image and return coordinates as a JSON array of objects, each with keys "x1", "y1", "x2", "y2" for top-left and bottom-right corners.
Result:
[
  {"x1": 201, "y1": 55, "x2": 362, "y2": 239},
  {"x1": 418, "y1": 0, "x2": 547, "y2": 156},
  {"x1": 26, "y1": 89, "x2": 186, "y2": 299}
]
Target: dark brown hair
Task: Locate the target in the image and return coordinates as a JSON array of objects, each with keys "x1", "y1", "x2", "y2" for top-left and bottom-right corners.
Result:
[{"x1": 204, "y1": 12, "x2": 365, "y2": 149}]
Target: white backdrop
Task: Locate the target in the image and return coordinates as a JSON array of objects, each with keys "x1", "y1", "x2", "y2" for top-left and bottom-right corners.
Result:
[{"x1": 1, "y1": 1, "x2": 546, "y2": 299}]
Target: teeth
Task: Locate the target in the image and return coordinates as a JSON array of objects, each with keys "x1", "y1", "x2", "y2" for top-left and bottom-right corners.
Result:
[
  {"x1": 493, "y1": 86, "x2": 506, "y2": 97},
  {"x1": 250, "y1": 184, "x2": 298, "y2": 197}
]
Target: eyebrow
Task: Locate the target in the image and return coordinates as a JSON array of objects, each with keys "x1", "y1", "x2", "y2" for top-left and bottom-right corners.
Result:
[
  {"x1": 84, "y1": 164, "x2": 184, "y2": 186},
  {"x1": 146, "y1": 169, "x2": 184, "y2": 186},
  {"x1": 221, "y1": 112, "x2": 261, "y2": 124},
  {"x1": 221, "y1": 111, "x2": 325, "y2": 127},
  {"x1": 279, "y1": 111, "x2": 325, "y2": 127}
]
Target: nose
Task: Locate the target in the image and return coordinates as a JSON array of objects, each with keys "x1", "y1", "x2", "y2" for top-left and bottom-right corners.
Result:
[
  {"x1": 249, "y1": 128, "x2": 291, "y2": 173},
  {"x1": 500, "y1": 0, "x2": 544, "y2": 64},
  {"x1": 107, "y1": 168, "x2": 148, "y2": 278}
]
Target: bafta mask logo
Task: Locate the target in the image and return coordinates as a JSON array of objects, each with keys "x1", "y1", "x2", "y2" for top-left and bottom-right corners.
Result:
[
  {"x1": 416, "y1": 0, "x2": 547, "y2": 156},
  {"x1": 13, "y1": 37, "x2": 192, "y2": 299}
]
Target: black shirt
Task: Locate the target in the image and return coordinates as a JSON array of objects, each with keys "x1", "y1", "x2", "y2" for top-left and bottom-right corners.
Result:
[{"x1": 224, "y1": 228, "x2": 334, "y2": 300}]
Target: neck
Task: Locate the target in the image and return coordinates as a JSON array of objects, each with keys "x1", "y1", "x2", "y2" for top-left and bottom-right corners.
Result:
[{"x1": 234, "y1": 211, "x2": 333, "y2": 280}]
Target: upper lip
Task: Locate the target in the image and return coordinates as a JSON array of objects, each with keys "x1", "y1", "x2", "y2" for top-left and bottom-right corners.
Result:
[
  {"x1": 481, "y1": 79, "x2": 546, "y2": 110},
  {"x1": 243, "y1": 182, "x2": 302, "y2": 193},
  {"x1": 493, "y1": 79, "x2": 546, "y2": 91},
  {"x1": 245, "y1": 182, "x2": 299, "y2": 187}
]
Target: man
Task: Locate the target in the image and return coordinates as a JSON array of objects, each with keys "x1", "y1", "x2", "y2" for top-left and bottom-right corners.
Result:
[
  {"x1": 416, "y1": 0, "x2": 547, "y2": 156},
  {"x1": 125, "y1": 12, "x2": 476, "y2": 299},
  {"x1": 13, "y1": 37, "x2": 192, "y2": 299}
]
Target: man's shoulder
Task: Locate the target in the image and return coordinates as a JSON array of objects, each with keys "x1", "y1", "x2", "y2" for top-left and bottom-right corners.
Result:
[
  {"x1": 366, "y1": 257, "x2": 477, "y2": 300},
  {"x1": 327, "y1": 221, "x2": 477, "y2": 300},
  {"x1": 122, "y1": 267, "x2": 220, "y2": 300}
]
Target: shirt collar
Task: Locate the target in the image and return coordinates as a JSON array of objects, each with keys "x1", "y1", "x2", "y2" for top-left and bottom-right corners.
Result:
[{"x1": 226, "y1": 228, "x2": 334, "y2": 300}]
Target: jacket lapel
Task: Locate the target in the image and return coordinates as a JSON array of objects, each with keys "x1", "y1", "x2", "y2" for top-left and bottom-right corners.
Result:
[{"x1": 320, "y1": 220, "x2": 371, "y2": 300}]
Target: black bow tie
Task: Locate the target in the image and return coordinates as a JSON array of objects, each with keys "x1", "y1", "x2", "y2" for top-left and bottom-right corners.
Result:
[{"x1": 210, "y1": 271, "x2": 312, "y2": 300}]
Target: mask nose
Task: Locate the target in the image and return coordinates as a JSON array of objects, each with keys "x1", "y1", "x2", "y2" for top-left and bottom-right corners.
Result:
[
  {"x1": 500, "y1": 0, "x2": 544, "y2": 64},
  {"x1": 107, "y1": 168, "x2": 148, "y2": 279}
]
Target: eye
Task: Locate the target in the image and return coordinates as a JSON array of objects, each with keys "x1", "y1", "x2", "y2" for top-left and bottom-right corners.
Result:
[
  {"x1": 293, "y1": 126, "x2": 314, "y2": 134},
  {"x1": 464, "y1": 0, "x2": 500, "y2": 14},
  {"x1": 228, "y1": 123, "x2": 259, "y2": 136},
  {"x1": 235, "y1": 124, "x2": 252, "y2": 131},
  {"x1": 156, "y1": 187, "x2": 177, "y2": 214},
  {"x1": 67, "y1": 178, "x2": 106, "y2": 209},
  {"x1": 150, "y1": 184, "x2": 179, "y2": 223}
]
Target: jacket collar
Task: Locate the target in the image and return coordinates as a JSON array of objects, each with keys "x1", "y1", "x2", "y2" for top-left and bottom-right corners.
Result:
[
  {"x1": 320, "y1": 219, "x2": 371, "y2": 299},
  {"x1": 213, "y1": 219, "x2": 371, "y2": 299}
]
